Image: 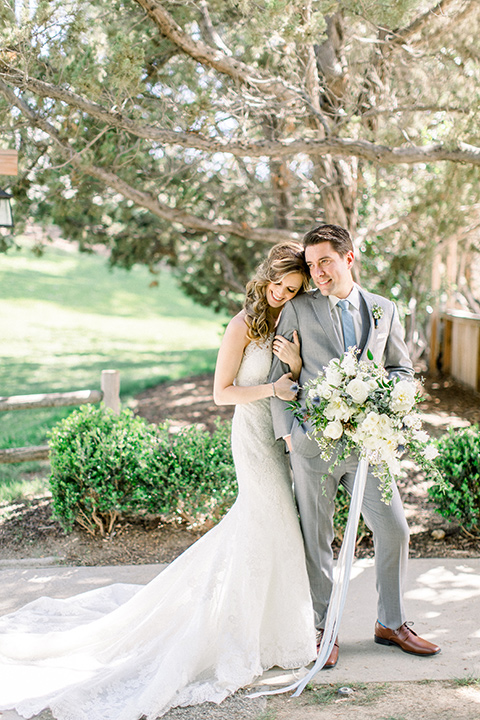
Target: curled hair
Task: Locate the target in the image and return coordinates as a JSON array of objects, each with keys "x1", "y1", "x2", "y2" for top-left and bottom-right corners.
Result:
[{"x1": 244, "y1": 241, "x2": 310, "y2": 341}]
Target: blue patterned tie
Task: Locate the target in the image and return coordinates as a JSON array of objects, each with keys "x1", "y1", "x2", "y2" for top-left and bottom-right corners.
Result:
[{"x1": 338, "y1": 299, "x2": 356, "y2": 351}]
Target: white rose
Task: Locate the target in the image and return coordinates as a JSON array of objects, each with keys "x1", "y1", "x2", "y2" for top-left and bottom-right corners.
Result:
[
  {"x1": 323, "y1": 420, "x2": 343, "y2": 440},
  {"x1": 423, "y1": 444, "x2": 439, "y2": 460},
  {"x1": 390, "y1": 380, "x2": 416, "y2": 414},
  {"x1": 402, "y1": 413, "x2": 420, "y2": 429},
  {"x1": 361, "y1": 411, "x2": 380, "y2": 434},
  {"x1": 413, "y1": 430, "x2": 430, "y2": 444},
  {"x1": 341, "y1": 353, "x2": 357, "y2": 376},
  {"x1": 386, "y1": 456, "x2": 402, "y2": 476},
  {"x1": 374, "y1": 439, "x2": 390, "y2": 459},
  {"x1": 377, "y1": 414, "x2": 393, "y2": 437},
  {"x1": 371, "y1": 440, "x2": 400, "y2": 470},
  {"x1": 325, "y1": 364, "x2": 343, "y2": 387},
  {"x1": 346, "y1": 378, "x2": 371, "y2": 405},
  {"x1": 363, "y1": 434, "x2": 380, "y2": 451},
  {"x1": 318, "y1": 382, "x2": 334, "y2": 400},
  {"x1": 324, "y1": 397, "x2": 351, "y2": 421}
]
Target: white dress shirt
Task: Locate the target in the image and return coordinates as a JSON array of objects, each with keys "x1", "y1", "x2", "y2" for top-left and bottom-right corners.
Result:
[{"x1": 328, "y1": 286, "x2": 363, "y2": 349}]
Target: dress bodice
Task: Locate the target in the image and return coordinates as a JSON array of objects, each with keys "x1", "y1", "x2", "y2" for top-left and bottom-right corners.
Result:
[{"x1": 235, "y1": 336, "x2": 273, "y2": 388}]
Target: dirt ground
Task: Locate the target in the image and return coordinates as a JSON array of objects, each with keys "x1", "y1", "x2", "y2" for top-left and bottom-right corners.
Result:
[
  {"x1": 156, "y1": 679, "x2": 480, "y2": 720},
  {"x1": 266, "y1": 680, "x2": 480, "y2": 720},
  {"x1": 0, "y1": 372, "x2": 479, "y2": 567}
]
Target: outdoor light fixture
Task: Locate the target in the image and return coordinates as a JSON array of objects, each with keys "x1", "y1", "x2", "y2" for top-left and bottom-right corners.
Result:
[{"x1": 0, "y1": 187, "x2": 13, "y2": 227}]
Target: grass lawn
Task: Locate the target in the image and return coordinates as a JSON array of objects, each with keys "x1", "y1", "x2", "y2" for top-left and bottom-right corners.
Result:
[{"x1": 0, "y1": 240, "x2": 228, "y2": 497}]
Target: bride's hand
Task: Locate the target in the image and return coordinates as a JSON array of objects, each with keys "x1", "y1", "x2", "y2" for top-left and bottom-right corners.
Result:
[
  {"x1": 273, "y1": 372, "x2": 298, "y2": 401},
  {"x1": 273, "y1": 331, "x2": 301, "y2": 379}
]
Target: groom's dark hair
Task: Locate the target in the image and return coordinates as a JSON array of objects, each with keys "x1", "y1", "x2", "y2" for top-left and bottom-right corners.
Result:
[{"x1": 303, "y1": 224, "x2": 353, "y2": 257}]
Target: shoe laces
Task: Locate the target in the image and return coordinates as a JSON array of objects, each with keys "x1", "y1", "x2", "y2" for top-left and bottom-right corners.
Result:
[{"x1": 402, "y1": 621, "x2": 418, "y2": 636}]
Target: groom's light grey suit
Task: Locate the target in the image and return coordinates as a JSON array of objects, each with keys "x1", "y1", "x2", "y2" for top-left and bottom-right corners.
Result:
[{"x1": 270, "y1": 283, "x2": 414, "y2": 630}]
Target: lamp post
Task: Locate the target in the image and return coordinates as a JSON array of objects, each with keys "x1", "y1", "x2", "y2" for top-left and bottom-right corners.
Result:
[
  {"x1": 0, "y1": 188, "x2": 13, "y2": 227},
  {"x1": 0, "y1": 149, "x2": 18, "y2": 229}
]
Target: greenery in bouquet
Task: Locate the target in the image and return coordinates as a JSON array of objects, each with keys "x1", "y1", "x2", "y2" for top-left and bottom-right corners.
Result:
[{"x1": 291, "y1": 348, "x2": 440, "y2": 504}]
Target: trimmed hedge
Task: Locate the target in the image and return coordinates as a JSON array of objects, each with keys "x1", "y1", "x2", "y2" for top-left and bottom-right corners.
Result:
[
  {"x1": 428, "y1": 425, "x2": 480, "y2": 534},
  {"x1": 48, "y1": 404, "x2": 237, "y2": 535}
]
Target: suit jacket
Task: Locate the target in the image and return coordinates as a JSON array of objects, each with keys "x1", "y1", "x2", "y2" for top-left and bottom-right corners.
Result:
[{"x1": 269, "y1": 283, "x2": 414, "y2": 456}]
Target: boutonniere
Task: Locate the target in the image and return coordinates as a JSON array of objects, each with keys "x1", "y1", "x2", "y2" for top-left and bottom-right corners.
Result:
[{"x1": 372, "y1": 304, "x2": 384, "y2": 328}]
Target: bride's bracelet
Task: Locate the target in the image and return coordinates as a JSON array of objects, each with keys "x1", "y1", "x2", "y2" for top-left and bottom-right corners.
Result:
[{"x1": 271, "y1": 382, "x2": 276, "y2": 397}]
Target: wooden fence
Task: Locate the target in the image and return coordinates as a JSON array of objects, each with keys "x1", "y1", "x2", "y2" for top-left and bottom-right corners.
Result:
[
  {"x1": 430, "y1": 310, "x2": 480, "y2": 392},
  {"x1": 0, "y1": 369, "x2": 120, "y2": 464}
]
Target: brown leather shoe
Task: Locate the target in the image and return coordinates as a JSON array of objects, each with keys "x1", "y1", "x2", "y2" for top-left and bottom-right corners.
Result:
[
  {"x1": 374, "y1": 621, "x2": 441, "y2": 656},
  {"x1": 316, "y1": 629, "x2": 339, "y2": 668}
]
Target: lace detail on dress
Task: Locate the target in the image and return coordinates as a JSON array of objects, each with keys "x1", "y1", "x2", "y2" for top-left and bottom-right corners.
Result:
[{"x1": 0, "y1": 339, "x2": 316, "y2": 720}]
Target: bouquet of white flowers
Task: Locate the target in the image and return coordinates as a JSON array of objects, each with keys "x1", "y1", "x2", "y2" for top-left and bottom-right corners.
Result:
[{"x1": 291, "y1": 348, "x2": 439, "y2": 503}]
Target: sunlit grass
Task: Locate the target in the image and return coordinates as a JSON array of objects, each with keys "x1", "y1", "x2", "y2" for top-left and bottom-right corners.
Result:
[
  {"x1": 0, "y1": 464, "x2": 50, "y2": 505},
  {"x1": 0, "y1": 241, "x2": 229, "y2": 490},
  {"x1": 0, "y1": 243, "x2": 227, "y2": 395}
]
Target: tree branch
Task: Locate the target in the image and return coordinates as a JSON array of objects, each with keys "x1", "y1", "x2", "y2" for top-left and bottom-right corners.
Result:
[
  {"x1": 2, "y1": 70, "x2": 479, "y2": 166},
  {"x1": 0, "y1": 79, "x2": 299, "y2": 244},
  {"x1": 360, "y1": 103, "x2": 471, "y2": 117},
  {"x1": 382, "y1": 0, "x2": 463, "y2": 47},
  {"x1": 197, "y1": 0, "x2": 233, "y2": 56},
  {"x1": 409, "y1": 0, "x2": 480, "y2": 49},
  {"x1": 133, "y1": 0, "x2": 301, "y2": 104}
]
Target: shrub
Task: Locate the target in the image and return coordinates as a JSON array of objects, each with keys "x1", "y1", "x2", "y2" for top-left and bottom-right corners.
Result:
[
  {"x1": 48, "y1": 402, "x2": 374, "y2": 542},
  {"x1": 133, "y1": 418, "x2": 237, "y2": 527},
  {"x1": 48, "y1": 404, "x2": 237, "y2": 536},
  {"x1": 48, "y1": 405, "x2": 161, "y2": 534},
  {"x1": 428, "y1": 425, "x2": 480, "y2": 534}
]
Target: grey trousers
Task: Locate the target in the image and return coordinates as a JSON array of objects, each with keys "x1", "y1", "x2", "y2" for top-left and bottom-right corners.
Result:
[{"x1": 290, "y1": 450, "x2": 410, "y2": 631}]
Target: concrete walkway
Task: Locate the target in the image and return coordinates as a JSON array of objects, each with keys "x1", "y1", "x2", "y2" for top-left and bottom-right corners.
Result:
[{"x1": 1, "y1": 557, "x2": 479, "y2": 687}]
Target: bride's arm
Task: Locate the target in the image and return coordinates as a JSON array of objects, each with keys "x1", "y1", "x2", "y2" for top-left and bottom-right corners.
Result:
[
  {"x1": 213, "y1": 312, "x2": 296, "y2": 405},
  {"x1": 272, "y1": 330, "x2": 302, "y2": 380}
]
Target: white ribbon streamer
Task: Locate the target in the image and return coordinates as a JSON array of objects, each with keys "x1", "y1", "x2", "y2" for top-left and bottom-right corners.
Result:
[{"x1": 249, "y1": 457, "x2": 369, "y2": 699}]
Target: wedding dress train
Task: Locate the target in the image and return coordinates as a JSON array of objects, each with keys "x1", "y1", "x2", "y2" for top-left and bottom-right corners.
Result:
[{"x1": 0, "y1": 338, "x2": 316, "y2": 720}]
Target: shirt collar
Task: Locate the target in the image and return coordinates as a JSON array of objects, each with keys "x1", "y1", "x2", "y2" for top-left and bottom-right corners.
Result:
[{"x1": 328, "y1": 285, "x2": 360, "y2": 311}]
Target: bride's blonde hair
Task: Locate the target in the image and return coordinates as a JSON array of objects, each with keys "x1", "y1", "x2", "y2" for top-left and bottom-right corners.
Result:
[{"x1": 244, "y1": 241, "x2": 310, "y2": 341}]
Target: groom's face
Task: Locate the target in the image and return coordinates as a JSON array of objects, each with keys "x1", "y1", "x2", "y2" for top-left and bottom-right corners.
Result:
[{"x1": 305, "y1": 241, "x2": 354, "y2": 298}]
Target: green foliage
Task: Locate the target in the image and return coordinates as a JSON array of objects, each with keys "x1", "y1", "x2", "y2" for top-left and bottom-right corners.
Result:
[
  {"x1": 428, "y1": 425, "x2": 480, "y2": 533},
  {"x1": 2, "y1": 0, "x2": 480, "y2": 317},
  {"x1": 48, "y1": 405, "x2": 154, "y2": 534},
  {"x1": 133, "y1": 418, "x2": 237, "y2": 525},
  {"x1": 306, "y1": 681, "x2": 388, "y2": 706},
  {"x1": 451, "y1": 675, "x2": 480, "y2": 687},
  {"x1": 341, "y1": 0, "x2": 420, "y2": 26},
  {"x1": 47, "y1": 404, "x2": 237, "y2": 535}
]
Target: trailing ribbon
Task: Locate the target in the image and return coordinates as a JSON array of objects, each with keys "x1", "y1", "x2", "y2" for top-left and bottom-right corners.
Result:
[{"x1": 249, "y1": 457, "x2": 369, "y2": 699}]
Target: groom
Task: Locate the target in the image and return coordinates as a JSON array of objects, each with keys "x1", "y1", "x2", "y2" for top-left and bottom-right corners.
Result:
[{"x1": 270, "y1": 223, "x2": 440, "y2": 668}]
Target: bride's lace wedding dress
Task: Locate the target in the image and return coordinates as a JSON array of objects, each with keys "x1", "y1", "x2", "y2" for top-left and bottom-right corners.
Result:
[{"x1": 0, "y1": 338, "x2": 316, "y2": 720}]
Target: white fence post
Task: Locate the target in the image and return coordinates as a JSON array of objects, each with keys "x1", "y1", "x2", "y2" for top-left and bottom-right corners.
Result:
[{"x1": 101, "y1": 369, "x2": 120, "y2": 414}]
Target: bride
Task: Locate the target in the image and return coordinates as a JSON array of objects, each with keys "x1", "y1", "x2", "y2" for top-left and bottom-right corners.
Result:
[{"x1": 0, "y1": 242, "x2": 316, "y2": 720}]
